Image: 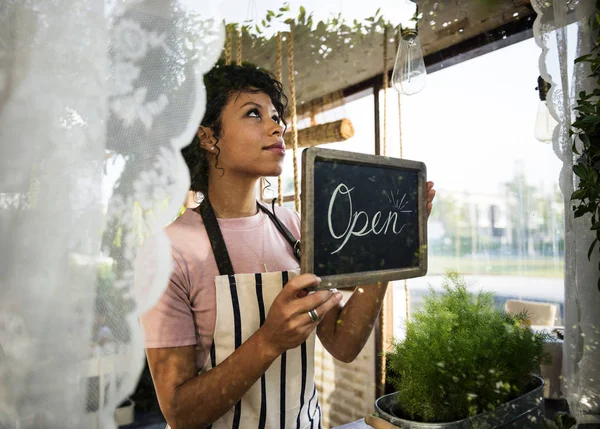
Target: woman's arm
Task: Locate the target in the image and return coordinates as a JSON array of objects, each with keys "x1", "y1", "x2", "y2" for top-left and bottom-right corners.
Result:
[
  {"x1": 316, "y1": 282, "x2": 388, "y2": 363},
  {"x1": 147, "y1": 329, "x2": 279, "y2": 429}
]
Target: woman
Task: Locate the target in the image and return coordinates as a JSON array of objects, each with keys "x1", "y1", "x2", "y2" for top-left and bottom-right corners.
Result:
[{"x1": 140, "y1": 63, "x2": 436, "y2": 429}]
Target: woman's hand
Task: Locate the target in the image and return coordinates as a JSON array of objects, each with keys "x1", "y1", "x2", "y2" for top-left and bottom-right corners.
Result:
[
  {"x1": 427, "y1": 181, "x2": 436, "y2": 218},
  {"x1": 260, "y1": 274, "x2": 342, "y2": 357}
]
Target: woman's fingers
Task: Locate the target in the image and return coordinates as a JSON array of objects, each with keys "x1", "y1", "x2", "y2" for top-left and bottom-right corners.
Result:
[
  {"x1": 298, "y1": 290, "x2": 343, "y2": 326},
  {"x1": 426, "y1": 181, "x2": 436, "y2": 218},
  {"x1": 281, "y1": 274, "x2": 343, "y2": 327},
  {"x1": 428, "y1": 188, "x2": 436, "y2": 202},
  {"x1": 264, "y1": 276, "x2": 341, "y2": 354},
  {"x1": 294, "y1": 289, "x2": 339, "y2": 314},
  {"x1": 281, "y1": 274, "x2": 321, "y2": 301},
  {"x1": 426, "y1": 180, "x2": 436, "y2": 203},
  {"x1": 314, "y1": 291, "x2": 343, "y2": 322}
]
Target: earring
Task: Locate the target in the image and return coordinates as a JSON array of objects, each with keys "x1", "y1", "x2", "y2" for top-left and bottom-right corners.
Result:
[
  {"x1": 210, "y1": 146, "x2": 215, "y2": 151},
  {"x1": 193, "y1": 191, "x2": 203, "y2": 204}
]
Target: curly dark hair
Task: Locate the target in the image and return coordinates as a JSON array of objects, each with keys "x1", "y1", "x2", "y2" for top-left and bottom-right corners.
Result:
[{"x1": 181, "y1": 61, "x2": 288, "y2": 195}]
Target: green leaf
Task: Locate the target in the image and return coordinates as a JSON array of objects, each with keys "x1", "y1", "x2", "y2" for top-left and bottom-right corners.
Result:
[
  {"x1": 298, "y1": 8, "x2": 306, "y2": 24},
  {"x1": 572, "y1": 189, "x2": 587, "y2": 200},
  {"x1": 574, "y1": 205, "x2": 588, "y2": 217},
  {"x1": 573, "y1": 115, "x2": 600, "y2": 129},
  {"x1": 576, "y1": 54, "x2": 593, "y2": 63},
  {"x1": 581, "y1": 133, "x2": 591, "y2": 147},
  {"x1": 573, "y1": 164, "x2": 586, "y2": 178},
  {"x1": 589, "y1": 238, "x2": 598, "y2": 261},
  {"x1": 575, "y1": 104, "x2": 597, "y2": 115},
  {"x1": 542, "y1": 418, "x2": 559, "y2": 429},
  {"x1": 554, "y1": 412, "x2": 577, "y2": 429}
]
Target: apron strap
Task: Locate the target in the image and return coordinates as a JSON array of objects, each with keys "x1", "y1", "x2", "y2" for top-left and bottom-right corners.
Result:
[
  {"x1": 199, "y1": 198, "x2": 235, "y2": 276},
  {"x1": 258, "y1": 199, "x2": 301, "y2": 262}
]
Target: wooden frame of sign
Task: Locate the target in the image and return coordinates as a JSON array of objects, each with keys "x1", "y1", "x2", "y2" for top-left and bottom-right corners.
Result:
[{"x1": 301, "y1": 147, "x2": 428, "y2": 289}]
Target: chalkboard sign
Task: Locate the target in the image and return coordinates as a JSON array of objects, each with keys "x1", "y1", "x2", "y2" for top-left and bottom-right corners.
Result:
[{"x1": 301, "y1": 147, "x2": 427, "y2": 289}]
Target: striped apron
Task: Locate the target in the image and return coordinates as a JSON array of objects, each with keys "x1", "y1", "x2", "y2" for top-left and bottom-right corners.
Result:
[{"x1": 199, "y1": 199, "x2": 322, "y2": 429}]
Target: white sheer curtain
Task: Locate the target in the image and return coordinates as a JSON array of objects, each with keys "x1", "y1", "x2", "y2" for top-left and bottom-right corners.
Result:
[
  {"x1": 533, "y1": 0, "x2": 600, "y2": 422},
  {"x1": 0, "y1": 1, "x2": 223, "y2": 428}
]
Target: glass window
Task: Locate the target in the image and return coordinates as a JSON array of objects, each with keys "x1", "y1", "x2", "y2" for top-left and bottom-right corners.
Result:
[{"x1": 382, "y1": 35, "x2": 566, "y2": 336}]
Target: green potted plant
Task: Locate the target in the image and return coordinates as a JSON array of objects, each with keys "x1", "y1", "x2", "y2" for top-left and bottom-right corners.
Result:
[{"x1": 377, "y1": 272, "x2": 552, "y2": 428}]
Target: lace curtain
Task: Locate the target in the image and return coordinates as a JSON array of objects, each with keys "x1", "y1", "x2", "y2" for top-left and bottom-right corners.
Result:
[
  {"x1": 533, "y1": 0, "x2": 600, "y2": 422},
  {"x1": 0, "y1": 1, "x2": 223, "y2": 427}
]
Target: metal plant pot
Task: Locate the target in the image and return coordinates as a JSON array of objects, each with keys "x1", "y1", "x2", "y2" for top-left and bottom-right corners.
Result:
[{"x1": 375, "y1": 375, "x2": 544, "y2": 429}]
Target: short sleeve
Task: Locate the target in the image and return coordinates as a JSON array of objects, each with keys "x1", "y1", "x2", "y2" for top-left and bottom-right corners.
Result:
[{"x1": 139, "y1": 247, "x2": 197, "y2": 349}]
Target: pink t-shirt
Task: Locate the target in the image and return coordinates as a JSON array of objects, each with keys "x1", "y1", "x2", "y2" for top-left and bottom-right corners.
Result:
[{"x1": 140, "y1": 205, "x2": 301, "y2": 370}]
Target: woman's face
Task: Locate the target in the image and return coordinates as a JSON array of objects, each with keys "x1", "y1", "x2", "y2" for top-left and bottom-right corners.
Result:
[{"x1": 211, "y1": 90, "x2": 286, "y2": 179}]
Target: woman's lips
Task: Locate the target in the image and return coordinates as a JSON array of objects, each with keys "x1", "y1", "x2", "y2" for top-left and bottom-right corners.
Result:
[{"x1": 264, "y1": 143, "x2": 285, "y2": 155}]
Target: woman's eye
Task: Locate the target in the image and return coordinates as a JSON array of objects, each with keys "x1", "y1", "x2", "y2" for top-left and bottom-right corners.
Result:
[
  {"x1": 247, "y1": 108, "x2": 261, "y2": 119},
  {"x1": 272, "y1": 115, "x2": 281, "y2": 124}
]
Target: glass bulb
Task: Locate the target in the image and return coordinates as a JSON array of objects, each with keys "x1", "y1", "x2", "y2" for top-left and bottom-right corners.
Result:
[
  {"x1": 392, "y1": 30, "x2": 427, "y2": 95},
  {"x1": 534, "y1": 100, "x2": 558, "y2": 143}
]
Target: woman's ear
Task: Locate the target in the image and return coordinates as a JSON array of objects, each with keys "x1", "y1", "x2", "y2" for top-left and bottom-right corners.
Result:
[{"x1": 197, "y1": 126, "x2": 217, "y2": 153}]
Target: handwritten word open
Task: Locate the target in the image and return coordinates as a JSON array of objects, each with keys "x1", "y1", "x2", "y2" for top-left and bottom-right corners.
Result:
[{"x1": 328, "y1": 184, "x2": 411, "y2": 255}]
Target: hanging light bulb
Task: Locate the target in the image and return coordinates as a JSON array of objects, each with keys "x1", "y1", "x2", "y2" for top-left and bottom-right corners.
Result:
[
  {"x1": 392, "y1": 26, "x2": 427, "y2": 95},
  {"x1": 534, "y1": 76, "x2": 558, "y2": 143}
]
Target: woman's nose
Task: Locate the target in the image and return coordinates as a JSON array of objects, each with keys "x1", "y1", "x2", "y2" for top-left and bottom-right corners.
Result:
[{"x1": 269, "y1": 120, "x2": 284, "y2": 135}]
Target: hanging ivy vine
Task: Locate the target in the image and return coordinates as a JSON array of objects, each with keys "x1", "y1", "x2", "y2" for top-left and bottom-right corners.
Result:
[
  {"x1": 248, "y1": 4, "x2": 395, "y2": 37},
  {"x1": 570, "y1": 1, "x2": 600, "y2": 291},
  {"x1": 225, "y1": 4, "x2": 402, "y2": 65}
]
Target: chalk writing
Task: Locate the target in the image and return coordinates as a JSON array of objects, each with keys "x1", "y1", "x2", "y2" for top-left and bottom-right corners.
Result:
[{"x1": 327, "y1": 183, "x2": 411, "y2": 254}]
